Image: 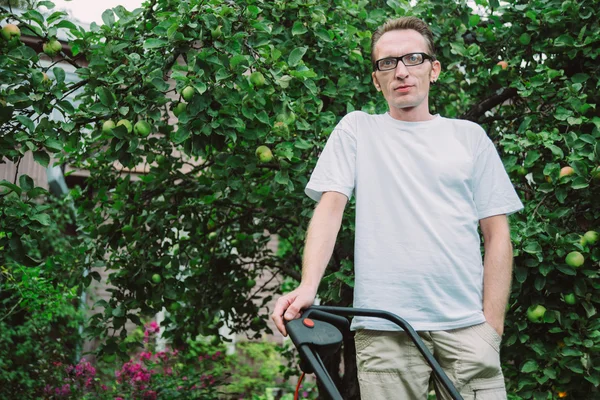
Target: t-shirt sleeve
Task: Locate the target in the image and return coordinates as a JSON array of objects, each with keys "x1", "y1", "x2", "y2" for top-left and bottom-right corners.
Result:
[
  {"x1": 305, "y1": 124, "x2": 357, "y2": 202},
  {"x1": 472, "y1": 138, "x2": 524, "y2": 219}
]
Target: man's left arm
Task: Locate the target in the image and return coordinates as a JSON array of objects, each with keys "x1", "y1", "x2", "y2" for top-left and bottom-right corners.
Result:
[{"x1": 480, "y1": 214, "x2": 513, "y2": 337}]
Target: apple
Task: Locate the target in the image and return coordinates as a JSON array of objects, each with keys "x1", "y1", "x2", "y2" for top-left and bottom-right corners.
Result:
[
  {"x1": 272, "y1": 121, "x2": 290, "y2": 137},
  {"x1": 255, "y1": 145, "x2": 273, "y2": 163},
  {"x1": 172, "y1": 102, "x2": 187, "y2": 117},
  {"x1": 41, "y1": 72, "x2": 50, "y2": 83},
  {"x1": 583, "y1": 230, "x2": 598, "y2": 246},
  {"x1": 155, "y1": 155, "x2": 167, "y2": 165},
  {"x1": 563, "y1": 293, "x2": 576, "y2": 305},
  {"x1": 249, "y1": 71, "x2": 266, "y2": 86},
  {"x1": 102, "y1": 120, "x2": 116, "y2": 133},
  {"x1": 565, "y1": 251, "x2": 584, "y2": 268},
  {"x1": 207, "y1": 231, "x2": 218, "y2": 240},
  {"x1": 496, "y1": 60, "x2": 508, "y2": 70},
  {"x1": 515, "y1": 166, "x2": 527, "y2": 176},
  {"x1": 182, "y1": 86, "x2": 195, "y2": 101},
  {"x1": 117, "y1": 119, "x2": 133, "y2": 133},
  {"x1": 527, "y1": 304, "x2": 546, "y2": 323},
  {"x1": 559, "y1": 166, "x2": 574, "y2": 178},
  {"x1": 246, "y1": 278, "x2": 256, "y2": 288},
  {"x1": 1, "y1": 24, "x2": 20, "y2": 40},
  {"x1": 43, "y1": 39, "x2": 62, "y2": 57},
  {"x1": 151, "y1": 273, "x2": 162, "y2": 284},
  {"x1": 134, "y1": 120, "x2": 152, "y2": 137}
]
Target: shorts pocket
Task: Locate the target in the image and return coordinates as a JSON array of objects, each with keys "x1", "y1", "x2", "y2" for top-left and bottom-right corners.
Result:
[
  {"x1": 354, "y1": 329, "x2": 379, "y2": 353},
  {"x1": 471, "y1": 322, "x2": 501, "y2": 353}
]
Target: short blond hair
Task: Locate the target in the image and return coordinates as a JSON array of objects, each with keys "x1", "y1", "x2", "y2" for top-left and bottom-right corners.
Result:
[{"x1": 371, "y1": 17, "x2": 436, "y2": 68}]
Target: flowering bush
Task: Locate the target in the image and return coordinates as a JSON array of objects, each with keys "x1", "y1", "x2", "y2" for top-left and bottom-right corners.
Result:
[{"x1": 44, "y1": 321, "x2": 227, "y2": 399}]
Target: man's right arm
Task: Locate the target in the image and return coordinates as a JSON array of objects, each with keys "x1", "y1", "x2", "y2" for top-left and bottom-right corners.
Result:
[{"x1": 271, "y1": 191, "x2": 348, "y2": 336}]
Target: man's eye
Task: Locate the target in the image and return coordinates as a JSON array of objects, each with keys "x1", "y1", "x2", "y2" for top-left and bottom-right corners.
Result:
[{"x1": 383, "y1": 59, "x2": 395, "y2": 66}]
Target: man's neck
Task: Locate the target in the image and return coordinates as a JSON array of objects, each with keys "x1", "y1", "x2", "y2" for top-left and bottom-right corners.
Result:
[{"x1": 388, "y1": 106, "x2": 435, "y2": 122}]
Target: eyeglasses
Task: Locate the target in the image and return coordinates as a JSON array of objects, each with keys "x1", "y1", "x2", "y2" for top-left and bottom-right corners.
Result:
[{"x1": 374, "y1": 52, "x2": 435, "y2": 71}]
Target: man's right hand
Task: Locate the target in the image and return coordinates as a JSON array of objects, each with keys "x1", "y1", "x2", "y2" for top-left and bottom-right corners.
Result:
[{"x1": 271, "y1": 285, "x2": 317, "y2": 337}]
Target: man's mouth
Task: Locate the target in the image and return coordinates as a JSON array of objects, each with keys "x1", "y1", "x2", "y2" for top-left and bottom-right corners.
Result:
[{"x1": 394, "y1": 85, "x2": 412, "y2": 92}]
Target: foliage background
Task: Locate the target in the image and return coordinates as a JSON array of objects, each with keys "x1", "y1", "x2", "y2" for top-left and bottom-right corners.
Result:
[{"x1": 1, "y1": 0, "x2": 599, "y2": 398}]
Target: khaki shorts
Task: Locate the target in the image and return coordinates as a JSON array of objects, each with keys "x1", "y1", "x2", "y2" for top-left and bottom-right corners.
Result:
[{"x1": 355, "y1": 322, "x2": 506, "y2": 400}]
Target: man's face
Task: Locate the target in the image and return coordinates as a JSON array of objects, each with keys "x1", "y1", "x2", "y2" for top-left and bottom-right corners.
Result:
[{"x1": 372, "y1": 29, "x2": 441, "y2": 120}]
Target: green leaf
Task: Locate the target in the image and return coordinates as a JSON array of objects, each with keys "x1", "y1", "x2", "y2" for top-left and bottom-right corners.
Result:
[
  {"x1": 288, "y1": 47, "x2": 308, "y2": 67},
  {"x1": 54, "y1": 20, "x2": 78, "y2": 31},
  {"x1": 45, "y1": 138, "x2": 63, "y2": 152},
  {"x1": 546, "y1": 144, "x2": 564, "y2": 159},
  {"x1": 519, "y1": 33, "x2": 531, "y2": 45},
  {"x1": 33, "y1": 151, "x2": 50, "y2": 168},
  {"x1": 19, "y1": 174, "x2": 34, "y2": 191},
  {"x1": 31, "y1": 213, "x2": 52, "y2": 226},
  {"x1": 523, "y1": 241, "x2": 542, "y2": 254},
  {"x1": 102, "y1": 9, "x2": 115, "y2": 26},
  {"x1": 292, "y1": 21, "x2": 307, "y2": 36},
  {"x1": 0, "y1": 180, "x2": 23, "y2": 196},
  {"x1": 469, "y1": 15, "x2": 480, "y2": 27},
  {"x1": 95, "y1": 87, "x2": 115, "y2": 107},
  {"x1": 571, "y1": 73, "x2": 589, "y2": 83},
  {"x1": 143, "y1": 39, "x2": 168, "y2": 49},
  {"x1": 53, "y1": 67, "x2": 65, "y2": 85},
  {"x1": 521, "y1": 360, "x2": 539, "y2": 373},
  {"x1": 16, "y1": 115, "x2": 35, "y2": 133},
  {"x1": 554, "y1": 34, "x2": 574, "y2": 47},
  {"x1": 38, "y1": 1, "x2": 55, "y2": 9},
  {"x1": 171, "y1": 128, "x2": 190, "y2": 144}
]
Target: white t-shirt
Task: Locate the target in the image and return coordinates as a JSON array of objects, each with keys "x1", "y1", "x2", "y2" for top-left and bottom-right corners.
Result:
[{"x1": 305, "y1": 111, "x2": 523, "y2": 331}]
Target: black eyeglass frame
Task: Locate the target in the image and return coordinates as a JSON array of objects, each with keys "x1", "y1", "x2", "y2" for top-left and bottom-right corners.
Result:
[{"x1": 373, "y1": 52, "x2": 436, "y2": 71}]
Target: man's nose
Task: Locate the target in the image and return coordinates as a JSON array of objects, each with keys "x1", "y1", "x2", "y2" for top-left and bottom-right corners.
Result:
[{"x1": 394, "y1": 62, "x2": 409, "y2": 79}]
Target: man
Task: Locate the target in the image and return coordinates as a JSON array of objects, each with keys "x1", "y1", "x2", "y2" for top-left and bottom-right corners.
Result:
[{"x1": 272, "y1": 16, "x2": 523, "y2": 400}]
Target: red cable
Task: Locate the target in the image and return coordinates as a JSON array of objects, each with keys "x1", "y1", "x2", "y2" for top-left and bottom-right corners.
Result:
[{"x1": 294, "y1": 371, "x2": 306, "y2": 400}]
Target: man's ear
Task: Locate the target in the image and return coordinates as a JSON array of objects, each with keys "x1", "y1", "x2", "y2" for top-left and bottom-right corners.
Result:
[
  {"x1": 430, "y1": 60, "x2": 442, "y2": 83},
  {"x1": 372, "y1": 71, "x2": 381, "y2": 91}
]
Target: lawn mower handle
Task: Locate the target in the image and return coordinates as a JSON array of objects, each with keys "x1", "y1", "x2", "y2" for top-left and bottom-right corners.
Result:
[{"x1": 285, "y1": 305, "x2": 464, "y2": 400}]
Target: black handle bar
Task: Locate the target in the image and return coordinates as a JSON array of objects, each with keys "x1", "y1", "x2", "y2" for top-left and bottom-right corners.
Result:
[{"x1": 285, "y1": 305, "x2": 464, "y2": 400}]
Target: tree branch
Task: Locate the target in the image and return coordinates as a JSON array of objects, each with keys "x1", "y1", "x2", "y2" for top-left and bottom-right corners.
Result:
[{"x1": 461, "y1": 87, "x2": 518, "y2": 122}]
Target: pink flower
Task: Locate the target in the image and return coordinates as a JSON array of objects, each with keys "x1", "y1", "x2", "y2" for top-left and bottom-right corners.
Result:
[
  {"x1": 101, "y1": 384, "x2": 108, "y2": 391},
  {"x1": 139, "y1": 351, "x2": 153, "y2": 361}
]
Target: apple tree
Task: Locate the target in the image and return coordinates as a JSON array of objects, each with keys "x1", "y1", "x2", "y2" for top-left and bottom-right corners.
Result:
[{"x1": 1, "y1": 0, "x2": 600, "y2": 398}]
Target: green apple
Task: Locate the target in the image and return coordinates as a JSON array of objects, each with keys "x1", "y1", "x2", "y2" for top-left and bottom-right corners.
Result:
[
  {"x1": 246, "y1": 278, "x2": 256, "y2": 288},
  {"x1": 563, "y1": 293, "x2": 576, "y2": 305},
  {"x1": 172, "y1": 102, "x2": 187, "y2": 117},
  {"x1": 151, "y1": 273, "x2": 162, "y2": 284},
  {"x1": 272, "y1": 121, "x2": 290, "y2": 137},
  {"x1": 249, "y1": 71, "x2": 266, "y2": 86},
  {"x1": 43, "y1": 39, "x2": 62, "y2": 57},
  {"x1": 182, "y1": 86, "x2": 195, "y2": 101},
  {"x1": 207, "y1": 231, "x2": 218, "y2": 240},
  {"x1": 565, "y1": 251, "x2": 584, "y2": 268},
  {"x1": 527, "y1": 305, "x2": 546, "y2": 323},
  {"x1": 583, "y1": 231, "x2": 598, "y2": 246},
  {"x1": 117, "y1": 119, "x2": 133, "y2": 133},
  {"x1": 134, "y1": 120, "x2": 152, "y2": 137},
  {"x1": 515, "y1": 166, "x2": 527, "y2": 176},
  {"x1": 1, "y1": 24, "x2": 20, "y2": 40},
  {"x1": 102, "y1": 119, "x2": 116, "y2": 133},
  {"x1": 255, "y1": 145, "x2": 273, "y2": 163}
]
